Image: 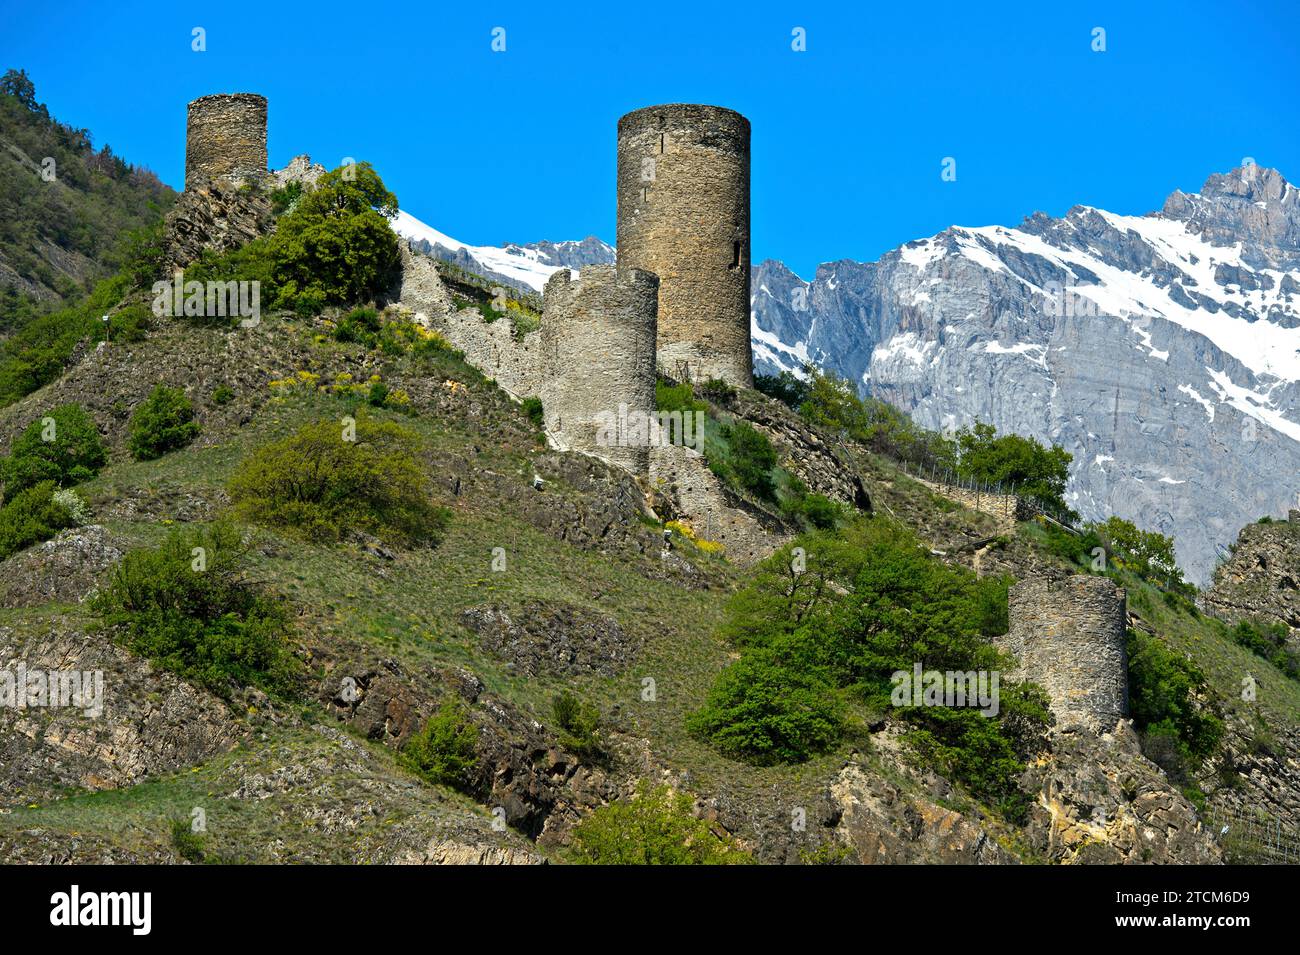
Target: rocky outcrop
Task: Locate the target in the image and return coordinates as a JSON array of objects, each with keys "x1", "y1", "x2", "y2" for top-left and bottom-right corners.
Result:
[
  {"x1": 1202, "y1": 510, "x2": 1300, "y2": 639},
  {"x1": 0, "y1": 621, "x2": 244, "y2": 806},
  {"x1": 461, "y1": 600, "x2": 642, "y2": 677},
  {"x1": 162, "y1": 177, "x2": 271, "y2": 272},
  {"x1": 720, "y1": 387, "x2": 871, "y2": 511},
  {"x1": 1021, "y1": 722, "x2": 1222, "y2": 864},
  {"x1": 0, "y1": 525, "x2": 122, "y2": 608}
]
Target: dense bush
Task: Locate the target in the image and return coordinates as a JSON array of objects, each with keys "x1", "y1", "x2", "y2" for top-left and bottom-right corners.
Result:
[
  {"x1": 570, "y1": 782, "x2": 751, "y2": 865},
  {"x1": 399, "y1": 698, "x2": 480, "y2": 789},
  {"x1": 93, "y1": 522, "x2": 298, "y2": 698},
  {"x1": 127, "y1": 385, "x2": 200, "y2": 460},
  {"x1": 333, "y1": 306, "x2": 381, "y2": 344},
  {"x1": 711, "y1": 421, "x2": 777, "y2": 500},
  {"x1": 0, "y1": 480, "x2": 76, "y2": 560},
  {"x1": 521, "y1": 396, "x2": 544, "y2": 428},
  {"x1": 686, "y1": 648, "x2": 843, "y2": 765},
  {"x1": 228, "y1": 416, "x2": 449, "y2": 546},
  {"x1": 1126, "y1": 627, "x2": 1224, "y2": 766},
  {"x1": 1228, "y1": 618, "x2": 1300, "y2": 681},
  {"x1": 0, "y1": 403, "x2": 106, "y2": 495}
]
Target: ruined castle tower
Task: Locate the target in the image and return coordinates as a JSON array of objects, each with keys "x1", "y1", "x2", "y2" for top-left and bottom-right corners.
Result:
[
  {"x1": 540, "y1": 266, "x2": 659, "y2": 474},
  {"x1": 185, "y1": 93, "x2": 268, "y2": 190},
  {"x1": 1003, "y1": 576, "x2": 1129, "y2": 733},
  {"x1": 616, "y1": 104, "x2": 752, "y2": 387}
]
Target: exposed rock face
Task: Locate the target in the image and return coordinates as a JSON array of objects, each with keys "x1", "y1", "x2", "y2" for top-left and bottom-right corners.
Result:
[
  {"x1": 1202, "y1": 510, "x2": 1300, "y2": 638},
  {"x1": 718, "y1": 387, "x2": 871, "y2": 511},
  {"x1": 0, "y1": 622, "x2": 244, "y2": 806},
  {"x1": 1002, "y1": 576, "x2": 1129, "y2": 732},
  {"x1": 648, "y1": 442, "x2": 791, "y2": 565},
  {"x1": 461, "y1": 601, "x2": 642, "y2": 677},
  {"x1": 0, "y1": 525, "x2": 122, "y2": 608},
  {"x1": 272, "y1": 153, "x2": 326, "y2": 191},
  {"x1": 752, "y1": 165, "x2": 1300, "y2": 585},
  {"x1": 1021, "y1": 722, "x2": 1222, "y2": 864},
  {"x1": 162, "y1": 177, "x2": 271, "y2": 272}
]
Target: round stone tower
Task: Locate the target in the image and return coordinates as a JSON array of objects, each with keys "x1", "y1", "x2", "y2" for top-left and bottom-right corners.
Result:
[
  {"x1": 1004, "y1": 576, "x2": 1129, "y2": 733},
  {"x1": 540, "y1": 266, "x2": 659, "y2": 475},
  {"x1": 616, "y1": 104, "x2": 752, "y2": 387},
  {"x1": 185, "y1": 93, "x2": 268, "y2": 190}
]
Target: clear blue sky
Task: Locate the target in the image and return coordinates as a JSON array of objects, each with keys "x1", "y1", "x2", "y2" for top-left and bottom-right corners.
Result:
[{"x1": 3, "y1": 0, "x2": 1297, "y2": 278}]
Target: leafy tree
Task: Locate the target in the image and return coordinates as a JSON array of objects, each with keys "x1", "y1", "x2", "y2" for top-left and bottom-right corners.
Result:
[
  {"x1": 1126, "y1": 627, "x2": 1223, "y2": 762},
  {"x1": 955, "y1": 421, "x2": 1074, "y2": 518},
  {"x1": 570, "y1": 782, "x2": 751, "y2": 865},
  {"x1": 1090, "y1": 516, "x2": 1186, "y2": 590},
  {"x1": 128, "y1": 385, "x2": 200, "y2": 460},
  {"x1": 552, "y1": 690, "x2": 603, "y2": 759},
  {"x1": 710, "y1": 420, "x2": 778, "y2": 501},
  {"x1": 1, "y1": 403, "x2": 106, "y2": 495}
]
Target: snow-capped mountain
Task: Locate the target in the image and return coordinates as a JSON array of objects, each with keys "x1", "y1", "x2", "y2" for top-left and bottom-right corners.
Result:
[
  {"x1": 751, "y1": 166, "x2": 1300, "y2": 584},
  {"x1": 391, "y1": 209, "x2": 614, "y2": 293}
]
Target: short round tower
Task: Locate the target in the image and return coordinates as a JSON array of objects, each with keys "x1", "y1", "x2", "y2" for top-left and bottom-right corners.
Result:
[
  {"x1": 185, "y1": 93, "x2": 268, "y2": 190},
  {"x1": 1004, "y1": 576, "x2": 1129, "y2": 733},
  {"x1": 540, "y1": 266, "x2": 659, "y2": 474},
  {"x1": 616, "y1": 104, "x2": 752, "y2": 387}
]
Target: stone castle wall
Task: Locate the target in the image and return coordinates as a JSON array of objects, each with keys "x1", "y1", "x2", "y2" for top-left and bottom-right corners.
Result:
[
  {"x1": 539, "y1": 267, "x2": 659, "y2": 474},
  {"x1": 185, "y1": 93, "x2": 268, "y2": 189},
  {"x1": 616, "y1": 104, "x2": 752, "y2": 387},
  {"x1": 1003, "y1": 575, "x2": 1129, "y2": 733}
]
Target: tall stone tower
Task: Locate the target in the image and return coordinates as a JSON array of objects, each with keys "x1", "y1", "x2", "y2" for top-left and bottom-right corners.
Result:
[
  {"x1": 185, "y1": 93, "x2": 268, "y2": 190},
  {"x1": 1003, "y1": 576, "x2": 1129, "y2": 733},
  {"x1": 616, "y1": 104, "x2": 752, "y2": 387},
  {"x1": 540, "y1": 266, "x2": 659, "y2": 475}
]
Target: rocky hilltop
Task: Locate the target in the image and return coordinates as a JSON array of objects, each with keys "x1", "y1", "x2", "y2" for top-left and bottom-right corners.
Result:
[{"x1": 1203, "y1": 509, "x2": 1300, "y2": 639}]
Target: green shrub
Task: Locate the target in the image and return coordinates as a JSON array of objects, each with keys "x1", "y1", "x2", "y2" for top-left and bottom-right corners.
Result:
[
  {"x1": 107, "y1": 302, "x2": 151, "y2": 342},
  {"x1": 170, "y1": 818, "x2": 207, "y2": 863},
  {"x1": 692, "y1": 517, "x2": 1046, "y2": 818},
  {"x1": 93, "y1": 522, "x2": 299, "y2": 698},
  {"x1": 1227, "y1": 618, "x2": 1299, "y2": 681},
  {"x1": 333, "y1": 306, "x2": 382, "y2": 345},
  {"x1": 127, "y1": 385, "x2": 200, "y2": 460},
  {"x1": 0, "y1": 481, "x2": 76, "y2": 560},
  {"x1": 521, "y1": 396, "x2": 544, "y2": 428},
  {"x1": 781, "y1": 489, "x2": 845, "y2": 531},
  {"x1": 229, "y1": 416, "x2": 449, "y2": 546},
  {"x1": 687, "y1": 649, "x2": 842, "y2": 765},
  {"x1": 211, "y1": 385, "x2": 235, "y2": 405},
  {"x1": 400, "y1": 697, "x2": 480, "y2": 789},
  {"x1": 1, "y1": 404, "x2": 106, "y2": 495},
  {"x1": 709, "y1": 420, "x2": 777, "y2": 501},
  {"x1": 552, "y1": 690, "x2": 603, "y2": 760},
  {"x1": 1126, "y1": 627, "x2": 1223, "y2": 762},
  {"x1": 570, "y1": 782, "x2": 751, "y2": 865}
]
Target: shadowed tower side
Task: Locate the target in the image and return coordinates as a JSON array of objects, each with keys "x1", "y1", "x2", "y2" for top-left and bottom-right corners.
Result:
[
  {"x1": 616, "y1": 104, "x2": 752, "y2": 387},
  {"x1": 185, "y1": 93, "x2": 268, "y2": 190}
]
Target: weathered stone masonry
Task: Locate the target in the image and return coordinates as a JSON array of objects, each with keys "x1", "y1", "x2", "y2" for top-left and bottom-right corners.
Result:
[
  {"x1": 616, "y1": 104, "x2": 753, "y2": 388},
  {"x1": 540, "y1": 266, "x2": 659, "y2": 474},
  {"x1": 1002, "y1": 575, "x2": 1129, "y2": 732},
  {"x1": 185, "y1": 93, "x2": 268, "y2": 189}
]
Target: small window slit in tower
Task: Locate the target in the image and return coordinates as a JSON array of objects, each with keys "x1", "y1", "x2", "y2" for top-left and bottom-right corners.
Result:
[{"x1": 731, "y1": 240, "x2": 741, "y2": 269}]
